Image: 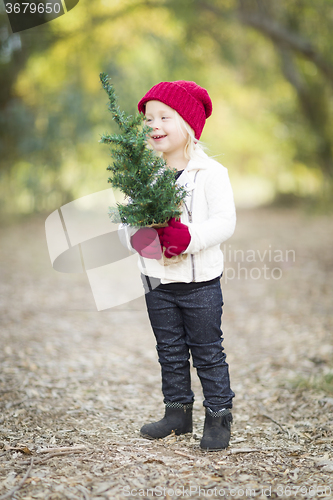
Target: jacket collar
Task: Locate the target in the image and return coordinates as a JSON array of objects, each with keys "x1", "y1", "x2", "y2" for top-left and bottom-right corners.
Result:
[
  {"x1": 176, "y1": 159, "x2": 208, "y2": 191},
  {"x1": 186, "y1": 158, "x2": 208, "y2": 171},
  {"x1": 177, "y1": 166, "x2": 200, "y2": 192}
]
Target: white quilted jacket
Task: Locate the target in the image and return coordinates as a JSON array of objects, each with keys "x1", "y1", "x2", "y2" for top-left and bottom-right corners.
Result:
[{"x1": 120, "y1": 155, "x2": 236, "y2": 284}]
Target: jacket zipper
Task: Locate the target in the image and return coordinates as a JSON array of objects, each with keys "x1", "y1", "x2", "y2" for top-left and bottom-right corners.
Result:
[
  {"x1": 188, "y1": 210, "x2": 195, "y2": 282},
  {"x1": 186, "y1": 171, "x2": 199, "y2": 282}
]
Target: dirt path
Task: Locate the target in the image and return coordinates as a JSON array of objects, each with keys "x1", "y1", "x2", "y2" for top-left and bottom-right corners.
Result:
[{"x1": 0, "y1": 207, "x2": 332, "y2": 499}]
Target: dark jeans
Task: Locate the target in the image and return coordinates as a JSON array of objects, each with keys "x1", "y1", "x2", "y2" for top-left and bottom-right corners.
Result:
[{"x1": 144, "y1": 280, "x2": 235, "y2": 412}]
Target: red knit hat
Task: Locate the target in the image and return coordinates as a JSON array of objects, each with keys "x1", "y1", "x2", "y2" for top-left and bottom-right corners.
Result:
[{"x1": 138, "y1": 80, "x2": 212, "y2": 140}]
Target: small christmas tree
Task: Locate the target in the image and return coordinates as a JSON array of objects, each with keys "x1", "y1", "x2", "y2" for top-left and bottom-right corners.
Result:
[{"x1": 99, "y1": 73, "x2": 187, "y2": 227}]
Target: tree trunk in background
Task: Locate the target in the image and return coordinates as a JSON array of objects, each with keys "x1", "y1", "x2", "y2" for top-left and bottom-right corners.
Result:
[{"x1": 237, "y1": 0, "x2": 333, "y2": 195}]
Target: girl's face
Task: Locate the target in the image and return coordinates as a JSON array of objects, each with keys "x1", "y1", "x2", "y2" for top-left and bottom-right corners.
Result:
[{"x1": 145, "y1": 101, "x2": 188, "y2": 160}]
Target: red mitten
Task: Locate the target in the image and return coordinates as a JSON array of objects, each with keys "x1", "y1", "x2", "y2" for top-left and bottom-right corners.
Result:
[
  {"x1": 156, "y1": 227, "x2": 165, "y2": 239},
  {"x1": 131, "y1": 227, "x2": 162, "y2": 259},
  {"x1": 161, "y1": 218, "x2": 191, "y2": 258}
]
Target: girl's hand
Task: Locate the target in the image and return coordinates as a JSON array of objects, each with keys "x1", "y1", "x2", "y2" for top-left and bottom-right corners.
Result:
[
  {"x1": 131, "y1": 228, "x2": 163, "y2": 259},
  {"x1": 161, "y1": 218, "x2": 191, "y2": 258}
]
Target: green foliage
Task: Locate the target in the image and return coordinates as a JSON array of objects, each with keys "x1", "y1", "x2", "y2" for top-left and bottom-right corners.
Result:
[
  {"x1": 99, "y1": 73, "x2": 187, "y2": 227},
  {"x1": 2, "y1": 0, "x2": 333, "y2": 214},
  {"x1": 287, "y1": 371, "x2": 333, "y2": 395}
]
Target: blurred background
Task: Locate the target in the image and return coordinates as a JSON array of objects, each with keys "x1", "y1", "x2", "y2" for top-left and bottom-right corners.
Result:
[{"x1": 1, "y1": 0, "x2": 333, "y2": 215}]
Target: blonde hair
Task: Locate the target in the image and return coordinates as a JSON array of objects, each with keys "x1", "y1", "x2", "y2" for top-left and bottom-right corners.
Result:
[{"x1": 173, "y1": 112, "x2": 209, "y2": 162}]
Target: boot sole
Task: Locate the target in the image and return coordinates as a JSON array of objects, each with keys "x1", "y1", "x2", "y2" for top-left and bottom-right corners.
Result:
[
  {"x1": 140, "y1": 432, "x2": 156, "y2": 440},
  {"x1": 200, "y1": 446, "x2": 228, "y2": 452},
  {"x1": 140, "y1": 431, "x2": 192, "y2": 440}
]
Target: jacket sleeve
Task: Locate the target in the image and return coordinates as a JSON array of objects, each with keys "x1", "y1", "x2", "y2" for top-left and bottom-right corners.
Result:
[
  {"x1": 116, "y1": 194, "x2": 141, "y2": 252},
  {"x1": 118, "y1": 224, "x2": 139, "y2": 252},
  {"x1": 184, "y1": 165, "x2": 236, "y2": 254}
]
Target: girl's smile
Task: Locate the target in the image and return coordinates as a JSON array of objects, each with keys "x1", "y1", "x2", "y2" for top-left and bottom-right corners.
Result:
[{"x1": 151, "y1": 134, "x2": 167, "y2": 141}]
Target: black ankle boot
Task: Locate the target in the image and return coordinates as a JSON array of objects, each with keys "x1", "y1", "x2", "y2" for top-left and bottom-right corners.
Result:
[
  {"x1": 140, "y1": 402, "x2": 193, "y2": 439},
  {"x1": 200, "y1": 408, "x2": 232, "y2": 451}
]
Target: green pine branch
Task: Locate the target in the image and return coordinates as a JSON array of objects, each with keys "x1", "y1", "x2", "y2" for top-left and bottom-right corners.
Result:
[{"x1": 99, "y1": 73, "x2": 187, "y2": 227}]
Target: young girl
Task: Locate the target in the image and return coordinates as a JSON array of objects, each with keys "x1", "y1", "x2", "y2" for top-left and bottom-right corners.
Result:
[{"x1": 126, "y1": 80, "x2": 236, "y2": 451}]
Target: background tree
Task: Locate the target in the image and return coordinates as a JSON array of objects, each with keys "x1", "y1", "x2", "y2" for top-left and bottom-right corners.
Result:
[
  {"x1": 156, "y1": 0, "x2": 333, "y2": 200},
  {"x1": 1, "y1": 0, "x2": 332, "y2": 215},
  {"x1": 238, "y1": 0, "x2": 333, "y2": 199}
]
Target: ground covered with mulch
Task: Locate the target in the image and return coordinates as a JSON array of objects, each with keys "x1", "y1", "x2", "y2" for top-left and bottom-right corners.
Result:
[{"x1": 0, "y1": 207, "x2": 333, "y2": 499}]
